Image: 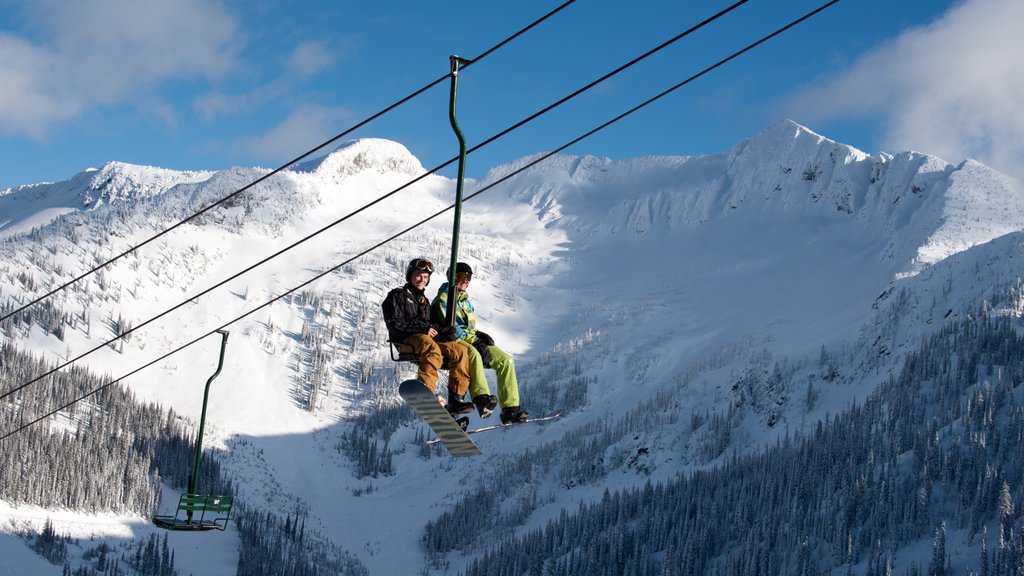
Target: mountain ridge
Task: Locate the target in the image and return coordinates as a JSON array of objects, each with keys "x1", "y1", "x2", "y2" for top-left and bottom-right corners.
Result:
[{"x1": 2, "y1": 120, "x2": 1024, "y2": 575}]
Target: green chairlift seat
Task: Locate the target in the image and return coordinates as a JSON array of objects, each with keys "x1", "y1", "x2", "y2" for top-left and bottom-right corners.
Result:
[
  {"x1": 153, "y1": 493, "x2": 234, "y2": 531},
  {"x1": 153, "y1": 330, "x2": 235, "y2": 531}
]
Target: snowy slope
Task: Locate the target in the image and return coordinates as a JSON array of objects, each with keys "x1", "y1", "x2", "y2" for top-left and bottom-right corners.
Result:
[
  {"x1": 0, "y1": 162, "x2": 215, "y2": 240},
  {"x1": 2, "y1": 120, "x2": 1023, "y2": 575}
]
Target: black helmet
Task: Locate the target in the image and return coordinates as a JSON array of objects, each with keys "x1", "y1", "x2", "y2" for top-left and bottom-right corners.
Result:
[
  {"x1": 448, "y1": 261, "x2": 473, "y2": 281},
  {"x1": 405, "y1": 258, "x2": 434, "y2": 280}
]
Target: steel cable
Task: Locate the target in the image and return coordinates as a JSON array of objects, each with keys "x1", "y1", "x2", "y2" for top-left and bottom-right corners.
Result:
[
  {"x1": 0, "y1": 0, "x2": 752, "y2": 405},
  {"x1": 0, "y1": 0, "x2": 578, "y2": 325},
  {"x1": 0, "y1": 0, "x2": 841, "y2": 441}
]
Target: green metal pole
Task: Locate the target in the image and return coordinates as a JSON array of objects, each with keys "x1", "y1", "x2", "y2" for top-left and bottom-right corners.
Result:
[
  {"x1": 187, "y1": 329, "x2": 229, "y2": 520},
  {"x1": 446, "y1": 55, "x2": 471, "y2": 326}
]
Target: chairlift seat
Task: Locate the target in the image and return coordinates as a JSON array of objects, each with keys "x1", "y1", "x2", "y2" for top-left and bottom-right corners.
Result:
[
  {"x1": 153, "y1": 493, "x2": 234, "y2": 531},
  {"x1": 389, "y1": 340, "x2": 419, "y2": 363},
  {"x1": 388, "y1": 340, "x2": 452, "y2": 369}
]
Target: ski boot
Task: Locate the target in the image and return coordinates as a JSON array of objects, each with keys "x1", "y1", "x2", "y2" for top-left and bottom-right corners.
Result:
[
  {"x1": 500, "y1": 406, "x2": 529, "y2": 424},
  {"x1": 445, "y1": 392, "x2": 474, "y2": 415},
  {"x1": 472, "y1": 394, "x2": 498, "y2": 418}
]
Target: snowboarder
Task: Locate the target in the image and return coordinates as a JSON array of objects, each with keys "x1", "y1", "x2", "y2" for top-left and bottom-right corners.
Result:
[
  {"x1": 382, "y1": 258, "x2": 473, "y2": 414},
  {"x1": 432, "y1": 262, "x2": 528, "y2": 424}
]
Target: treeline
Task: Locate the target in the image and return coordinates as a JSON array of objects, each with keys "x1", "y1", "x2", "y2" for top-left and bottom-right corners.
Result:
[
  {"x1": 15, "y1": 518, "x2": 180, "y2": 575},
  {"x1": 0, "y1": 340, "x2": 231, "y2": 513},
  {"x1": 235, "y1": 505, "x2": 368, "y2": 576},
  {"x1": 338, "y1": 420, "x2": 396, "y2": 479},
  {"x1": 0, "y1": 298, "x2": 72, "y2": 341},
  {"x1": 456, "y1": 313, "x2": 1024, "y2": 576},
  {"x1": 0, "y1": 336, "x2": 221, "y2": 574},
  {"x1": 0, "y1": 330, "x2": 369, "y2": 575}
]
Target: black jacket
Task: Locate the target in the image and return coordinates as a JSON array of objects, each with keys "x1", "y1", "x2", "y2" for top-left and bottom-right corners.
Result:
[{"x1": 382, "y1": 283, "x2": 455, "y2": 342}]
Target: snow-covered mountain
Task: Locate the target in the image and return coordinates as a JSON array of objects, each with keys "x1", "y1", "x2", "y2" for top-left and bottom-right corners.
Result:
[{"x1": 2, "y1": 120, "x2": 1024, "y2": 575}]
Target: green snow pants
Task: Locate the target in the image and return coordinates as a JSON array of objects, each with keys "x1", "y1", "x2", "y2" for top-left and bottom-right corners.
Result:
[{"x1": 455, "y1": 339, "x2": 520, "y2": 408}]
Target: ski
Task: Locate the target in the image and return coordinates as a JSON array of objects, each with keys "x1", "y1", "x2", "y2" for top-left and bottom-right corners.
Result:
[
  {"x1": 421, "y1": 411, "x2": 562, "y2": 446},
  {"x1": 399, "y1": 379, "x2": 481, "y2": 457}
]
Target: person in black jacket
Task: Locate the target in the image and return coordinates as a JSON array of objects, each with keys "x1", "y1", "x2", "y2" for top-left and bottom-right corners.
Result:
[{"x1": 382, "y1": 258, "x2": 473, "y2": 414}]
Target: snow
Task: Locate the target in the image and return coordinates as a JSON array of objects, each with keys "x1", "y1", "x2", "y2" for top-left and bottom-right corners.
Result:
[
  {"x1": 0, "y1": 499, "x2": 239, "y2": 576},
  {"x1": 2, "y1": 120, "x2": 1023, "y2": 574},
  {"x1": 0, "y1": 161, "x2": 214, "y2": 239}
]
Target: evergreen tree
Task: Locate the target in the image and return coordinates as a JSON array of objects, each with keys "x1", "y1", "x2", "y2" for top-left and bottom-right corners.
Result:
[{"x1": 928, "y1": 522, "x2": 947, "y2": 576}]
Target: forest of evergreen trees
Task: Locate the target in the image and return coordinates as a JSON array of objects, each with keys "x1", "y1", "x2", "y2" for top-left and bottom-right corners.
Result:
[
  {"x1": 5, "y1": 169, "x2": 1024, "y2": 574},
  {"x1": 451, "y1": 313, "x2": 1024, "y2": 576},
  {"x1": 11, "y1": 502, "x2": 183, "y2": 574},
  {"x1": 0, "y1": 339, "x2": 231, "y2": 513},
  {"x1": 0, "y1": 317, "x2": 365, "y2": 575},
  {"x1": 235, "y1": 505, "x2": 368, "y2": 576}
]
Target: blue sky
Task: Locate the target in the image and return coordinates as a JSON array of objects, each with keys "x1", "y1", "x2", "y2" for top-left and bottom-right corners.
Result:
[{"x1": 1, "y1": 0, "x2": 1020, "y2": 190}]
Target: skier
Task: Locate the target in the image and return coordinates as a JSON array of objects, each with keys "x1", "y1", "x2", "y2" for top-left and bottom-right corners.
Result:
[
  {"x1": 382, "y1": 258, "x2": 473, "y2": 414},
  {"x1": 432, "y1": 262, "x2": 529, "y2": 424}
]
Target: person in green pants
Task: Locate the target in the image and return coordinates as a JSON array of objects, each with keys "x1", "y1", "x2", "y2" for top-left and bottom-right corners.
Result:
[{"x1": 431, "y1": 262, "x2": 529, "y2": 424}]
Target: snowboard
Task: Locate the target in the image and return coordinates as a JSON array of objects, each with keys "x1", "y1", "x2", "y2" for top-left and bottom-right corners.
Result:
[
  {"x1": 421, "y1": 411, "x2": 562, "y2": 446},
  {"x1": 399, "y1": 379, "x2": 482, "y2": 457}
]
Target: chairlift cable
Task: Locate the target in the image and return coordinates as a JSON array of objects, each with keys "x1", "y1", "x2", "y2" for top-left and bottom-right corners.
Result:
[
  {"x1": 0, "y1": 0, "x2": 750, "y2": 404},
  {"x1": 0, "y1": 0, "x2": 578, "y2": 326},
  {"x1": 0, "y1": 0, "x2": 843, "y2": 443},
  {"x1": 468, "y1": 0, "x2": 753, "y2": 156}
]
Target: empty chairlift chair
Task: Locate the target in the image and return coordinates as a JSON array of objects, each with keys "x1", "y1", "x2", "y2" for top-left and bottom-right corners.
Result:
[{"x1": 153, "y1": 330, "x2": 235, "y2": 531}]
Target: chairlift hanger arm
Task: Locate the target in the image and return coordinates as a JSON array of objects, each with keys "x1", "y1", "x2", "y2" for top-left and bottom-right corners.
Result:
[{"x1": 446, "y1": 55, "x2": 470, "y2": 326}]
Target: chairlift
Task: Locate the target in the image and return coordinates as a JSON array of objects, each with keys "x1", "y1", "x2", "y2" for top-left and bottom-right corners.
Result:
[
  {"x1": 387, "y1": 56, "x2": 471, "y2": 368},
  {"x1": 153, "y1": 330, "x2": 235, "y2": 531},
  {"x1": 389, "y1": 340, "x2": 418, "y2": 364}
]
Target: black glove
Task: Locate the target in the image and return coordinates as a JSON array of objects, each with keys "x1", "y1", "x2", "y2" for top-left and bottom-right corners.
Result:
[
  {"x1": 433, "y1": 325, "x2": 456, "y2": 342},
  {"x1": 473, "y1": 338, "x2": 493, "y2": 368},
  {"x1": 475, "y1": 330, "x2": 495, "y2": 346}
]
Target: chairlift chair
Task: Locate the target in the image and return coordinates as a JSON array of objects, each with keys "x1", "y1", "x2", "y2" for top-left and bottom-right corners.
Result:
[{"x1": 153, "y1": 330, "x2": 235, "y2": 531}]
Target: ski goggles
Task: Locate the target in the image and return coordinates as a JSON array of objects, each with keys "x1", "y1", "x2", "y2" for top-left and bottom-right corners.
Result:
[
  {"x1": 455, "y1": 271, "x2": 472, "y2": 284},
  {"x1": 409, "y1": 259, "x2": 434, "y2": 274}
]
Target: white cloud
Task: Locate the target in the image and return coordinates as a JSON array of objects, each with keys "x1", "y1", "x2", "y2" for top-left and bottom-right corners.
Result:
[
  {"x1": 0, "y1": 0, "x2": 239, "y2": 138},
  {"x1": 235, "y1": 105, "x2": 354, "y2": 161},
  {"x1": 0, "y1": 35, "x2": 78, "y2": 140},
  {"x1": 195, "y1": 83, "x2": 288, "y2": 121},
  {"x1": 782, "y1": 0, "x2": 1024, "y2": 179},
  {"x1": 288, "y1": 41, "x2": 335, "y2": 78},
  {"x1": 195, "y1": 39, "x2": 346, "y2": 121}
]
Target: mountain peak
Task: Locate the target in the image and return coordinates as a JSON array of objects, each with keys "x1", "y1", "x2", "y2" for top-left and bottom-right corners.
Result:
[
  {"x1": 292, "y1": 138, "x2": 425, "y2": 179},
  {"x1": 82, "y1": 161, "x2": 215, "y2": 206},
  {"x1": 0, "y1": 161, "x2": 213, "y2": 238},
  {"x1": 5, "y1": 118, "x2": 1024, "y2": 576},
  {"x1": 759, "y1": 118, "x2": 827, "y2": 142},
  {"x1": 731, "y1": 118, "x2": 866, "y2": 165}
]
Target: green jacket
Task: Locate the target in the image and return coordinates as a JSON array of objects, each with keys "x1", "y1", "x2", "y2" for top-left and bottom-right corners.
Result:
[{"x1": 431, "y1": 283, "x2": 478, "y2": 343}]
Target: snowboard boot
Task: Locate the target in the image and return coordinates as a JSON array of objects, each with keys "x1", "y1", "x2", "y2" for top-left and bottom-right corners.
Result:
[
  {"x1": 500, "y1": 406, "x2": 529, "y2": 424},
  {"x1": 473, "y1": 394, "x2": 498, "y2": 419},
  {"x1": 446, "y1": 392, "x2": 474, "y2": 415},
  {"x1": 454, "y1": 416, "x2": 469, "y2": 432}
]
